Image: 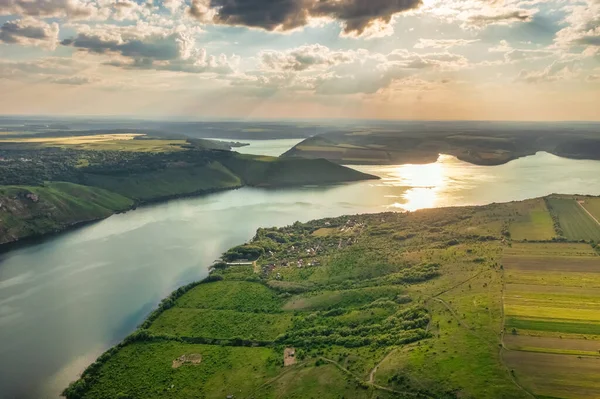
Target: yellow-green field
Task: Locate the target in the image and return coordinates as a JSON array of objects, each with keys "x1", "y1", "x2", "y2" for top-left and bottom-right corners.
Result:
[
  {"x1": 502, "y1": 242, "x2": 600, "y2": 398},
  {"x1": 508, "y1": 199, "x2": 555, "y2": 241},
  {"x1": 0, "y1": 134, "x2": 188, "y2": 152}
]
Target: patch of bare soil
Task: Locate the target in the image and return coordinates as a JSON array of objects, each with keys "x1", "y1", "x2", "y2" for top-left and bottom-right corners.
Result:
[
  {"x1": 284, "y1": 347, "x2": 296, "y2": 367},
  {"x1": 172, "y1": 353, "x2": 202, "y2": 369}
]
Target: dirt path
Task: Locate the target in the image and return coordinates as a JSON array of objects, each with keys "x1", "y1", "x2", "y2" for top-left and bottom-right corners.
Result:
[
  {"x1": 578, "y1": 201, "x2": 600, "y2": 226},
  {"x1": 319, "y1": 357, "x2": 435, "y2": 398},
  {"x1": 368, "y1": 348, "x2": 397, "y2": 384}
]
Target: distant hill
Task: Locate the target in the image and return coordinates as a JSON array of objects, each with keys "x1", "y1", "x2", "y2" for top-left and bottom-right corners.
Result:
[{"x1": 282, "y1": 123, "x2": 600, "y2": 166}]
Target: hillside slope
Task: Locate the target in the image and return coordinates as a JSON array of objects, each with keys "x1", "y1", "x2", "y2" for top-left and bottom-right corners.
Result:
[
  {"x1": 220, "y1": 155, "x2": 379, "y2": 186},
  {"x1": 0, "y1": 182, "x2": 133, "y2": 245}
]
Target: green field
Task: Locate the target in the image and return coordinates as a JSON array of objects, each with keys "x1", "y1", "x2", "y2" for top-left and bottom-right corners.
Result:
[
  {"x1": 149, "y1": 309, "x2": 292, "y2": 341},
  {"x1": 580, "y1": 197, "x2": 600, "y2": 223},
  {"x1": 501, "y1": 243, "x2": 600, "y2": 398},
  {"x1": 506, "y1": 317, "x2": 600, "y2": 336},
  {"x1": 546, "y1": 197, "x2": 600, "y2": 241},
  {"x1": 174, "y1": 281, "x2": 283, "y2": 313}
]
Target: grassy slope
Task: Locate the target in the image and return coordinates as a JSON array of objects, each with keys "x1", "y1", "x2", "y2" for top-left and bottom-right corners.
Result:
[
  {"x1": 0, "y1": 182, "x2": 133, "y2": 244},
  {"x1": 83, "y1": 162, "x2": 243, "y2": 201}
]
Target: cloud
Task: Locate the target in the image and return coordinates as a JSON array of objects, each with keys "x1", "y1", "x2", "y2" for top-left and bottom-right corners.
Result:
[
  {"x1": 467, "y1": 10, "x2": 534, "y2": 27},
  {"x1": 238, "y1": 45, "x2": 470, "y2": 96},
  {"x1": 419, "y1": 0, "x2": 538, "y2": 29},
  {"x1": 387, "y1": 49, "x2": 469, "y2": 70},
  {"x1": 517, "y1": 60, "x2": 580, "y2": 83},
  {"x1": 414, "y1": 38, "x2": 479, "y2": 49},
  {"x1": 586, "y1": 73, "x2": 600, "y2": 82},
  {"x1": 61, "y1": 25, "x2": 237, "y2": 74},
  {"x1": 0, "y1": 0, "x2": 96, "y2": 19},
  {"x1": 0, "y1": 18, "x2": 59, "y2": 49},
  {"x1": 188, "y1": 0, "x2": 422, "y2": 37},
  {"x1": 488, "y1": 40, "x2": 511, "y2": 53},
  {"x1": 504, "y1": 48, "x2": 554, "y2": 62},
  {"x1": 50, "y1": 75, "x2": 95, "y2": 85},
  {"x1": 259, "y1": 44, "x2": 362, "y2": 72},
  {"x1": 0, "y1": 57, "x2": 83, "y2": 81},
  {"x1": 554, "y1": 0, "x2": 600, "y2": 49}
]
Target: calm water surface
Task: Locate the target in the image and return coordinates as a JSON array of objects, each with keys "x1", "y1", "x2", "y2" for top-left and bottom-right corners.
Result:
[{"x1": 1, "y1": 146, "x2": 600, "y2": 398}]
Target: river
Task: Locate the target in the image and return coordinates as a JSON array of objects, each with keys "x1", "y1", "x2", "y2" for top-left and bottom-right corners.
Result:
[{"x1": 1, "y1": 140, "x2": 600, "y2": 398}]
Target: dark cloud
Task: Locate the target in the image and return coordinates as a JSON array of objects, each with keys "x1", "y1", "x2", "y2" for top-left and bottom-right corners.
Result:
[
  {"x1": 311, "y1": 0, "x2": 421, "y2": 34},
  {"x1": 61, "y1": 30, "x2": 236, "y2": 74},
  {"x1": 0, "y1": 20, "x2": 47, "y2": 42},
  {"x1": 191, "y1": 0, "x2": 422, "y2": 35},
  {"x1": 575, "y1": 35, "x2": 600, "y2": 46},
  {"x1": 0, "y1": 18, "x2": 59, "y2": 48},
  {"x1": 61, "y1": 33, "x2": 180, "y2": 60}
]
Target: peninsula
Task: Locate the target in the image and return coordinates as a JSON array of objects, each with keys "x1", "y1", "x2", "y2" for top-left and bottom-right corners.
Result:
[{"x1": 65, "y1": 194, "x2": 600, "y2": 399}]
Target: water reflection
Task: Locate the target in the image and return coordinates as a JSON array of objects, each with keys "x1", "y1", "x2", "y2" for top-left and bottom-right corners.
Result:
[
  {"x1": 393, "y1": 160, "x2": 446, "y2": 211},
  {"x1": 352, "y1": 152, "x2": 600, "y2": 212}
]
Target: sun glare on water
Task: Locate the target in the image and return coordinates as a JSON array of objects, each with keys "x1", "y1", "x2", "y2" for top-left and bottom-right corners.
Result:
[{"x1": 389, "y1": 156, "x2": 450, "y2": 212}]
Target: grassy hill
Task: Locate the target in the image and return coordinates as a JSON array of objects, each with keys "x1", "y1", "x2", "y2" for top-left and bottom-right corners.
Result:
[
  {"x1": 0, "y1": 182, "x2": 133, "y2": 245},
  {"x1": 220, "y1": 154, "x2": 378, "y2": 186},
  {"x1": 63, "y1": 195, "x2": 600, "y2": 399}
]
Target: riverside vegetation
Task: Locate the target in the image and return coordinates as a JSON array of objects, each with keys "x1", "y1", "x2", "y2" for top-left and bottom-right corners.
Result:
[
  {"x1": 0, "y1": 135, "x2": 376, "y2": 245},
  {"x1": 64, "y1": 194, "x2": 600, "y2": 399}
]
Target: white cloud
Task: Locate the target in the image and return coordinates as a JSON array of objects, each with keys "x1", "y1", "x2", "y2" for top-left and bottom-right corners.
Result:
[
  {"x1": 418, "y1": 0, "x2": 538, "y2": 29},
  {"x1": 554, "y1": 0, "x2": 600, "y2": 50},
  {"x1": 517, "y1": 59, "x2": 581, "y2": 83},
  {"x1": 259, "y1": 44, "x2": 363, "y2": 72},
  {"x1": 414, "y1": 38, "x2": 479, "y2": 49},
  {"x1": 0, "y1": 0, "x2": 99, "y2": 20}
]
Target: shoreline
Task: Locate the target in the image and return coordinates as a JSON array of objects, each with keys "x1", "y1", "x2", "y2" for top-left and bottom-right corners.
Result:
[
  {"x1": 0, "y1": 177, "x2": 381, "y2": 254},
  {"x1": 0, "y1": 185, "x2": 245, "y2": 254}
]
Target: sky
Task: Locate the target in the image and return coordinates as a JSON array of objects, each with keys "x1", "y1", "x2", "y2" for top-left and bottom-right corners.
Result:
[{"x1": 0, "y1": 0, "x2": 598, "y2": 121}]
